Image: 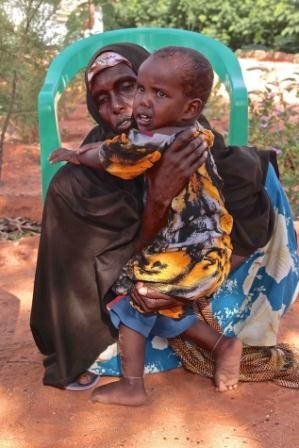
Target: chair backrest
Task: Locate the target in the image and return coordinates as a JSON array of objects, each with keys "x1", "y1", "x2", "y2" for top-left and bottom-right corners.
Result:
[{"x1": 38, "y1": 27, "x2": 248, "y2": 198}]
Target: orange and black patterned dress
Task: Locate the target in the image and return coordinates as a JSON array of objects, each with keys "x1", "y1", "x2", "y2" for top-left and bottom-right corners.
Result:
[{"x1": 100, "y1": 124, "x2": 233, "y2": 319}]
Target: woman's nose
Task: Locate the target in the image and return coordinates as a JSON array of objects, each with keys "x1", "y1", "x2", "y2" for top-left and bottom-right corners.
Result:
[{"x1": 111, "y1": 94, "x2": 125, "y2": 113}]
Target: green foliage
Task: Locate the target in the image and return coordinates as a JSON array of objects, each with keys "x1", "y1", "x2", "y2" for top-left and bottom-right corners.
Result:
[
  {"x1": 63, "y1": 3, "x2": 88, "y2": 44},
  {"x1": 109, "y1": 0, "x2": 299, "y2": 53},
  {"x1": 0, "y1": 0, "x2": 62, "y2": 163},
  {"x1": 63, "y1": 1, "x2": 115, "y2": 45},
  {"x1": 248, "y1": 70, "x2": 299, "y2": 217},
  {"x1": 111, "y1": 0, "x2": 170, "y2": 29},
  {"x1": 206, "y1": 72, "x2": 299, "y2": 217}
]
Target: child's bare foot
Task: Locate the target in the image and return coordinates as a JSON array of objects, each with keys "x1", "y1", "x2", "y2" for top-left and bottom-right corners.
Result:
[
  {"x1": 213, "y1": 336, "x2": 242, "y2": 392},
  {"x1": 91, "y1": 377, "x2": 147, "y2": 406}
]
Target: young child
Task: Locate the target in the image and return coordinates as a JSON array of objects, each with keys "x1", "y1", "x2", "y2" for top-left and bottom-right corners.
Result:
[{"x1": 50, "y1": 46, "x2": 243, "y2": 404}]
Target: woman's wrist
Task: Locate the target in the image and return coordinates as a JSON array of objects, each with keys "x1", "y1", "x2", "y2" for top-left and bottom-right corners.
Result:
[{"x1": 147, "y1": 188, "x2": 171, "y2": 216}]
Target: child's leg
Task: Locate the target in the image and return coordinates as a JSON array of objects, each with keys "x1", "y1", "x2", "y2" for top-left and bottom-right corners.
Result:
[
  {"x1": 92, "y1": 324, "x2": 147, "y2": 406},
  {"x1": 182, "y1": 320, "x2": 242, "y2": 392}
]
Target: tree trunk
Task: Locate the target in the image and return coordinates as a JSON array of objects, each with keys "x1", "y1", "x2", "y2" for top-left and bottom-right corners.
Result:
[
  {"x1": 87, "y1": 0, "x2": 95, "y2": 30},
  {"x1": 0, "y1": 71, "x2": 17, "y2": 183}
]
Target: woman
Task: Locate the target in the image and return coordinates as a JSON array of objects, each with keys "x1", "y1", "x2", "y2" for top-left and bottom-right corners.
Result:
[
  {"x1": 31, "y1": 42, "x2": 299, "y2": 391},
  {"x1": 30, "y1": 43, "x2": 208, "y2": 389}
]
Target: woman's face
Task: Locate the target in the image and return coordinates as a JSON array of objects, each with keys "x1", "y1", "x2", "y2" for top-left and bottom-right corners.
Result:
[{"x1": 90, "y1": 62, "x2": 137, "y2": 133}]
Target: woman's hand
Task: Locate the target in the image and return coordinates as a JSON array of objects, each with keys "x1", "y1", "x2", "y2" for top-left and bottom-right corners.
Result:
[
  {"x1": 135, "y1": 126, "x2": 209, "y2": 251},
  {"x1": 131, "y1": 282, "x2": 183, "y2": 313},
  {"x1": 147, "y1": 126, "x2": 209, "y2": 206}
]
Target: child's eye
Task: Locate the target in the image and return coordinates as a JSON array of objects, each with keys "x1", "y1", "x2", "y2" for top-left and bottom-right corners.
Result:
[
  {"x1": 156, "y1": 90, "x2": 167, "y2": 98},
  {"x1": 137, "y1": 85, "x2": 145, "y2": 93}
]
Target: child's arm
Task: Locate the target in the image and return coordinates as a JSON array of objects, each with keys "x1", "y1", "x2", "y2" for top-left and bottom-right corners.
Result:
[
  {"x1": 49, "y1": 142, "x2": 105, "y2": 169},
  {"x1": 49, "y1": 135, "x2": 161, "y2": 179}
]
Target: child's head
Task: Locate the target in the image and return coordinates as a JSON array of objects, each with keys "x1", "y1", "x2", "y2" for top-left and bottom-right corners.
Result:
[{"x1": 134, "y1": 46, "x2": 214, "y2": 132}]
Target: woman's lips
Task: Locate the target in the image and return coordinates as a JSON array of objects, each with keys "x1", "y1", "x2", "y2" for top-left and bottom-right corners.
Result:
[{"x1": 116, "y1": 117, "x2": 132, "y2": 131}]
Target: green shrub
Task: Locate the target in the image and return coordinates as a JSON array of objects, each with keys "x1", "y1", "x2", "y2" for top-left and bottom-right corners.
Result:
[
  {"x1": 206, "y1": 71, "x2": 299, "y2": 217},
  {"x1": 248, "y1": 70, "x2": 299, "y2": 217},
  {"x1": 110, "y1": 0, "x2": 299, "y2": 53}
]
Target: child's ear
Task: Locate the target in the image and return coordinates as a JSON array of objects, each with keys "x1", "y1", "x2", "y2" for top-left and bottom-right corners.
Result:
[{"x1": 183, "y1": 98, "x2": 203, "y2": 120}]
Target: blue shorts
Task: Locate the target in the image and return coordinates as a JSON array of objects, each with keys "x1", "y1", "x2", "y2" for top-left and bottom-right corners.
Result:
[{"x1": 108, "y1": 295, "x2": 198, "y2": 338}]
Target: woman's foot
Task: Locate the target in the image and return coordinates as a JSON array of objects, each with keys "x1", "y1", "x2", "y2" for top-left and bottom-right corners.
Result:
[
  {"x1": 91, "y1": 377, "x2": 147, "y2": 406},
  {"x1": 77, "y1": 372, "x2": 97, "y2": 385},
  {"x1": 65, "y1": 372, "x2": 100, "y2": 391},
  {"x1": 213, "y1": 336, "x2": 242, "y2": 392}
]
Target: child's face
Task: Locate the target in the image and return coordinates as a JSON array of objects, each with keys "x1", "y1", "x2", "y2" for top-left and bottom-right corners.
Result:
[{"x1": 133, "y1": 55, "x2": 191, "y2": 132}]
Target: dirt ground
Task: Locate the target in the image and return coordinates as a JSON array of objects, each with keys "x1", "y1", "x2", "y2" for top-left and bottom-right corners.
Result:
[{"x1": 0, "y1": 57, "x2": 299, "y2": 448}]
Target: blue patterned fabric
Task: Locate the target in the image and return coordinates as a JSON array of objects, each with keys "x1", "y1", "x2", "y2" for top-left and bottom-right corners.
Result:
[
  {"x1": 108, "y1": 295, "x2": 198, "y2": 338},
  {"x1": 89, "y1": 164, "x2": 299, "y2": 376},
  {"x1": 89, "y1": 336, "x2": 182, "y2": 376},
  {"x1": 212, "y1": 164, "x2": 299, "y2": 345}
]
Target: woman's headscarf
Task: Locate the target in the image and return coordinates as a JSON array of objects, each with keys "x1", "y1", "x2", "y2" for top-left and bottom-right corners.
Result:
[{"x1": 83, "y1": 43, "x2": 150, "y2": 144}]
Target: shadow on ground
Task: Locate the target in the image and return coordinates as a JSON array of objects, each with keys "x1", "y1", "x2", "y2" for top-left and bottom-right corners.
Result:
[{"x1": 0, "y1": 235, "x2": 298, "y2": 448}]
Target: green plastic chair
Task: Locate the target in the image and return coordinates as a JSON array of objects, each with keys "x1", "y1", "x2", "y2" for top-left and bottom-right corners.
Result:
[{"x1": 38, "y1": 27, "x2": 248, "y2": 199}]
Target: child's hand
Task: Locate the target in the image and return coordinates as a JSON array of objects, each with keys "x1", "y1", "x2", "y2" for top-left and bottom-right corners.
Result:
[
  {"x1": 131, "y1": 282, "x2": 183, "y2": 313},
  {"x1": 49, "y1": 147, "x2": 80, "y2": 165}
]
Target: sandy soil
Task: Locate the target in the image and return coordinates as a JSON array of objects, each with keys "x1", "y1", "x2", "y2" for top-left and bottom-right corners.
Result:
[
  {"x1": 0, "y1": 234, "x2": 298, "y2": 448},
  {"x1": 0, "y1": 57, "x2": 299, "y2": 448}
]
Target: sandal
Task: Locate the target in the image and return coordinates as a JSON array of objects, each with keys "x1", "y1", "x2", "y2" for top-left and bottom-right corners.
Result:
[{"x1": 65, "y1": 372, "x2": 100, "y2": 391}]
